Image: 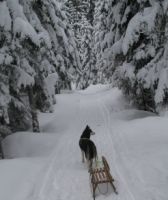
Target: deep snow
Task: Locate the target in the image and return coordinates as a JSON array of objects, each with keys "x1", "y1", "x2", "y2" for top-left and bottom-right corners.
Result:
[{"x1": 1, "y1": 84, "x2": 168, "y2": 200}]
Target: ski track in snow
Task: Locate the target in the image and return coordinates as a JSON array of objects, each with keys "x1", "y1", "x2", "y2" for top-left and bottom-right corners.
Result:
[
  {"x1": 99, "y1": 100, "x2": 136, "y2": 200},
  {"x1": 31, "y1": 91, "x2": 140, "y2": 200}
]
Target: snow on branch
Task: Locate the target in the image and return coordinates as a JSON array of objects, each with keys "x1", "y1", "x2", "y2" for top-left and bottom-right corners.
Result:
[
  {"x1": 122, "y1": 3, "x2": 159, "y2": 55},
  {"x1": 0, "y1": 2, "x2": 11, "y2": 31},
  {"x1": 7, "y1": 0, "x2": 26, "y2": 20},
  {"x1": 118, "y1": 62, "x2": 136, "y2": 85},
  {"x1": 0, "y1": 53, "x2": 13, "y2": 65},
  {"x1": 14, "y1": 17, "x2": 40, "y2": 46},
  {"x1": 13, "y1": 67, "x2": 35, "y2": 90},
  {"x1": 0, "y1": 74, "x2": 10, "y2": 108},
  {"x1": 155, "y1": 67, "x2": 168, "y2": 104}
]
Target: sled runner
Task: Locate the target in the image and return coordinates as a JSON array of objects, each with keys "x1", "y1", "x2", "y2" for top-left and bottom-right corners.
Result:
[{"x1": 89, "y1": 156, "x2": 118, "y2": 200}]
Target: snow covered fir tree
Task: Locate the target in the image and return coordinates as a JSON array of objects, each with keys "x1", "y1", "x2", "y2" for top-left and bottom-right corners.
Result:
[
  {"x1": 0, "y1": 0, "x2": 168, "y2": 157},
  {"x1": 93, "y1": 0, "x2": 168, "y2": 113},
  {"x1": 0, "y1": 0, "x2": 79, "y2": 136}
]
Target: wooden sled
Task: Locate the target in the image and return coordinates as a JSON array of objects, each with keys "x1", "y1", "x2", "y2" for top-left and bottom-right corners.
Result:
[{"x1": 89, "y1": 156, "x2": 118, "y2": 200}]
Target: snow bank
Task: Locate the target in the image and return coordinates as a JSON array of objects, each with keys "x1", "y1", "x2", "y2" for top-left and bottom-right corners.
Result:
[
  {"x1": 0, "y1": 158, "x2": 45, "y2": 200},
  {"x1": 3, "y1": 132, "x2": 57, "y2": 158},
  {"x1": 78, "y1": 84, "x2": 112, "y2": 94},
  {"x1": 111, "y1": 115, "x2": 168, "y2": 200}
]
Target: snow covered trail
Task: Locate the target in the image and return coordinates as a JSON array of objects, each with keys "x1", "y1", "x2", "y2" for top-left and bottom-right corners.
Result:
[
  {"x1": 32, "y1": 90, "x2": 136, "y2": 200},
  {"x1": 32, "y1": 93, "x2": 92, "y2": 200},
  {"x1": 99, "y1": 88, "x2": 168, "y2": 200},
  {"x1": 2, "y1": 85, "x2": 168, "y2": 200},
  {"x1": 78, "y1": 93, "x2": 137, "y2": 200}
]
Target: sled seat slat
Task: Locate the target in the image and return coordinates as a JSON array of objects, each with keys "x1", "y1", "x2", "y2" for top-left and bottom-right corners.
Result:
[{"x1": 92, "y1": 168, "x2": 108, "y2": 183}]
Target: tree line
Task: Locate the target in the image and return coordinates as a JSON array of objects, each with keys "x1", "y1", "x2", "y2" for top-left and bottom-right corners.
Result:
[{"x1": 1, "y1": 0, "x2": 168, "y2": 158}]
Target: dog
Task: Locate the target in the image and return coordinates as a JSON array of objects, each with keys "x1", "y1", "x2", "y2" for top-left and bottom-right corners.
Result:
[{"x1": 79, "y1": 125, "x2": 98, "y2": 170}]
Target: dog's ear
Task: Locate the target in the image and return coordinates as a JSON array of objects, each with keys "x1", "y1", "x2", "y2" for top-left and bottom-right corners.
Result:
[{"x1": 86, "y1": 125, "x2": 90, "y2": 129}]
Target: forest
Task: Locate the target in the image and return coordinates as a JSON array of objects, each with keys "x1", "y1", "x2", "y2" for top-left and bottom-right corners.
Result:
[{"x1": 0, "y1": 0, "x2": 168, "y2": 146}]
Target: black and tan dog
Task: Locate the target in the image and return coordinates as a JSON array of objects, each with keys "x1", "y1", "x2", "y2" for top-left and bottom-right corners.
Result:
[{"x1": 79, "y1": 125, "x2": 98, "y2": 170}]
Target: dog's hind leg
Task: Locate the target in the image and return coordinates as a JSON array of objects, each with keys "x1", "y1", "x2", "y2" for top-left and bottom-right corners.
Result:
[
  {"x1": 81, "y1": 150, "x2": 85, "y2": 163},
  {"x1": 87, "y1": 159, "x2": 93, "y2": 172}
]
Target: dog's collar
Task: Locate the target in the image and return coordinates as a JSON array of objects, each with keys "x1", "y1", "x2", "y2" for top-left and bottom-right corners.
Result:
[{"x1": 80, "y1": 138, "x2": 90, "y2": 140}]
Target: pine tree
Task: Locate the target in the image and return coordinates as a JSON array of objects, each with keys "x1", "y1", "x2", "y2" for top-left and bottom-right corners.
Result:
[
  {"x1": 0, "y1": 0, "x2": 79, "y2": 134},
  {"x1": 110, "y1": 0, "x2": 167, "y2": 112}
]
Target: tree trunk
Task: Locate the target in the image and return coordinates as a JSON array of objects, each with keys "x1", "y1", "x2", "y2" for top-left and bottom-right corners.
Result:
[
  {"x1": 27, "y1": 86, "x2": 40, "y2": 132},
  {"x1": 0, "y1": 137, "x2": 4, "y2": 159}
]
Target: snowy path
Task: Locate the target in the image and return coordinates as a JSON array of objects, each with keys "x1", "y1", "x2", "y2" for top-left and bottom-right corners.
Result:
[
  {"x1": 2, "y1": 85, "x2": 168, "y2": 200},
  {"x1": 33, "y1": 91, "x2": 136, "y2": 200}
]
